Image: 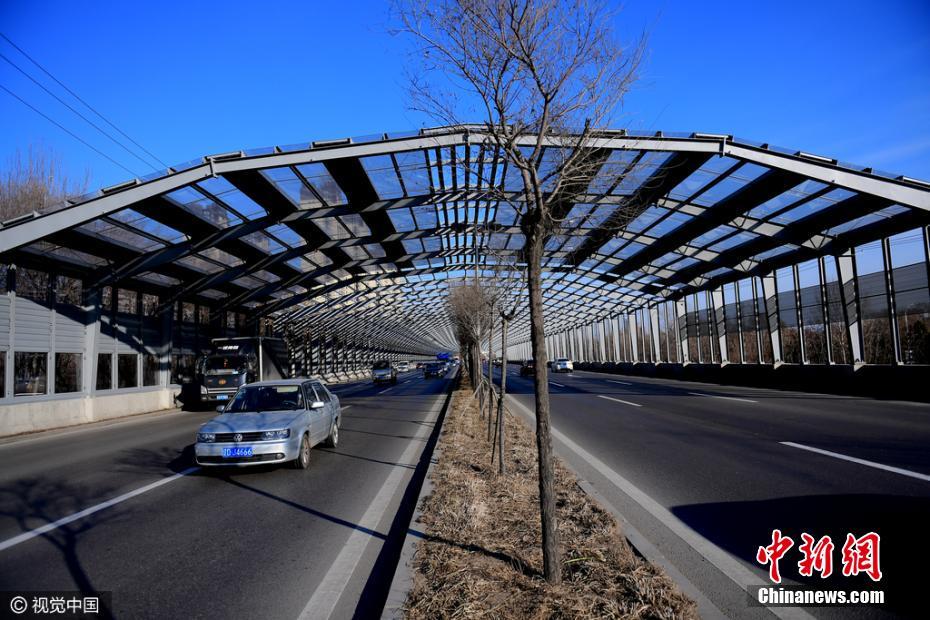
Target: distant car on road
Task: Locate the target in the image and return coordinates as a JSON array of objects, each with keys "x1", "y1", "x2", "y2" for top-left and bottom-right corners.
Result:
[
  {"x1": 492, "y1": 358, "x2": 502, "y2": 367},
  {"x1": 519, "y1": 360, "x2": 535, "y2": 377},
  {"x1": 552, "y1": 358, "x2": 574, "y2": 373},
  {"x1": 395, "y1": 361, "x2": 410, "y2": 372},
  {"x1": 424, "y1": 362, "x2": 446, "y2": 378},
  {"x1": 372, "y1": 360, "x2": 398, "y2": 384},
  {"x1": 194, "y1": 378, "x2": 340, "y2": 469}
]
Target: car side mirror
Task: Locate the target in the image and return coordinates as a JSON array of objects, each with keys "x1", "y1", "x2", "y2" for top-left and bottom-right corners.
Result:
[
  {"x1": 216, "y1": 405, "x2": 226, "y2": 413},
  {"x1": 310, "y1": 401, "x2": 325, "y2": 410}
]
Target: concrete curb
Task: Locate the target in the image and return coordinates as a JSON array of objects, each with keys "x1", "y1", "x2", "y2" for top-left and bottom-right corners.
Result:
[{"x1": 379, "y1": 380, "x2": 456, "y2": 619}]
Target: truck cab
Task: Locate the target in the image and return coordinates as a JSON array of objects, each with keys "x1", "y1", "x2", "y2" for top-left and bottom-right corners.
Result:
[{"x1": 198, "y1": 337, "x2": 289, "y2": 403}]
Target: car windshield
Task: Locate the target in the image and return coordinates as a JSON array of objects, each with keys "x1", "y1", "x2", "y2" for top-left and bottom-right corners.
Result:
[
  {"x1": 557, "y1": 358, "x2": 569, "y2": 362},
  {"x1": 372, "y1": 361, "x2": 391, "y2": 370},
  {"x1": 206, "y1": 355, "x2": 247, "y2": 371},
  {"x1": 225, "y1": 385, "x2": 304, "y2": 413},
  {"x1": 426, "y1": 363, "x2": 443, "y2": 370}
]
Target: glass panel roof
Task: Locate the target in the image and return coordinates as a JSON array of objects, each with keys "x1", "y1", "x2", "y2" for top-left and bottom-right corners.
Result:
[
  {"x1": 260, "y1": 167, "x2": 322, "y2": 209},
  {"x1": 166, "y1": 187, "x2": 243, "y2": 226},
  {"x1": 6, "y1": 128, "x2": 921, "y2": 349},
  {"x1": 361, "y1": 155, "x2": 404, "y2": 199},
  {"x1": 295, "y1": 163, "x2": 347, "y2": 205}
]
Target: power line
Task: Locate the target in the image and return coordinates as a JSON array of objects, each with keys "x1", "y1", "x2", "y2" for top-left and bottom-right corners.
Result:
[
  {"x1": 0, "y1": 83, "x2": 140, "y2": 177},
  {"x1": 0, "y1": 32, "x2": 169, "y2": 170},
  {"x1": 0, "y1": 51, "x2": 160, "y2": 173}
]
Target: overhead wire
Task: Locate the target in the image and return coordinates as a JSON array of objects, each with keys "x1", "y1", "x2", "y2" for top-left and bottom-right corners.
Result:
[
  {"x1": 0, "y1": 83, "x2": 140, "y2": 177},
  {"x1": 0, "y1": 32, "x2": 169, "y2": 170},
  {"x1": 0, "y1": 51, "x2": 158, "y2": 174}
]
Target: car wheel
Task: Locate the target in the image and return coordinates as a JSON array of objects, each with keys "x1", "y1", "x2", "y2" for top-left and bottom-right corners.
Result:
[
  {"x1": 325, "y1": 421, "x2": 339, "y2": 448},
  {"x1": 292, "y1": 433, "x2": 311, "y2": 470}
]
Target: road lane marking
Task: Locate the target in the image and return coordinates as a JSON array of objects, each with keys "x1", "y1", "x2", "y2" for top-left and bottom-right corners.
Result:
[
  {"x1": 607, "y1": 380, "x2": 632, "y2": 386},
  {"x1": 505, "y1": 394, "x2": 814, "y2": 620},
  {"x1": 549, "y1": 381, "x2": 565, "y2": 387},
  {"x1": 688, "y1": 391, "x2": 757, "y2": 404},
  {"x1": 298, "y1": 392, "x2": 445, "y2": 619},
  {"x1": 340, "y1": 405, "x2": 352, "y2": 411},
  {"x1": 378, "y1": 387, "x2": 394, "y2": 394},
  {"x1": 0, "y1": 466, "x2": 200, "y2": 554},
  {"x1": 780, "y1": 442, "x2": 930, "y2": 482},
  {"x1": 597, "y1": 395, "x2": 642, "y2": 407}
]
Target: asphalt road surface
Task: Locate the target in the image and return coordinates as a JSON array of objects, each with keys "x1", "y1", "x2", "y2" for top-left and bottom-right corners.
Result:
[
  {"x1": 0, "y1": 370, "x2": 453, "y2": 619},
  {"x1": 494, "y1": 365, "x2": 929, "y2": 620}
]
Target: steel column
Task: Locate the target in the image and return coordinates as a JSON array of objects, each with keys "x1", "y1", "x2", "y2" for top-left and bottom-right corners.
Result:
[
  {"x1": 835, "y1": 249, "x2": 864, "y2": 366},
  {"x1": 761, "y1": 273, "x2": 783, "y2": 365}
]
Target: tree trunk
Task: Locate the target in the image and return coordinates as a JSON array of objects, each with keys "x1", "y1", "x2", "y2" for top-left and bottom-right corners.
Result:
[
  {"x1": 526, "y1": 222, "x2": 561, "y2": 584},
  {"x1": 487, "y1": 311, "x2": 495, "y2": 441},
  {"x1": 497, "y1": 316, "x2": 509, "y2": 475}
]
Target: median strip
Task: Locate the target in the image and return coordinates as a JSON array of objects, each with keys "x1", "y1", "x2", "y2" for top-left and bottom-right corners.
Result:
[
  {"x1": 597, "y1": 395, "x2": 643, "y2": 407},
  {"x1": 403, "y1": 378, "x2": 694, "y2": 618}
]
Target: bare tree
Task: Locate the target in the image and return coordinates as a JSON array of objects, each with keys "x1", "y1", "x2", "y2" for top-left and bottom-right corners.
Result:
[
  {"x1": 447, "y1": 282, "x2": 493, "y2": 386},
  {"x1": 396, "y1": 0, "x2": 644, "y2": 583},
  {"x1": 0, "y1": 145, "x2": 89, "y2": 302},
  {"x1": 0, "y1": 145, "x2": 89, "y2": 220}
]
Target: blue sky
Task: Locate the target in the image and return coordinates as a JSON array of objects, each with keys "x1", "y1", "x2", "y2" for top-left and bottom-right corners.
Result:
[{"x1": 1, "y1": 0, "x2": 928, "y2": 190}]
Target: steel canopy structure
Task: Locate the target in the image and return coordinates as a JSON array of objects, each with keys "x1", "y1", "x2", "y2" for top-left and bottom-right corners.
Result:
[{"x1": 1, "y1": 126, "x2": 929, "y2": 369}]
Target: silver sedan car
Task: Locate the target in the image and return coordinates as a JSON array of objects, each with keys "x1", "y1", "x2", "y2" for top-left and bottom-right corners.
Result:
[{"x1": 195, "y1": 378, "x2": 341, "y2": 469}]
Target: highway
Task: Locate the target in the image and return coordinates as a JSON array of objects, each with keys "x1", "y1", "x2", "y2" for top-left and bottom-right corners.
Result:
[
  {"x1": 0, "y1": 371, "x2": 451, "y2": 619},
  {"x1": 495, "y1": 365, "x2": 929, "y2": 619}
]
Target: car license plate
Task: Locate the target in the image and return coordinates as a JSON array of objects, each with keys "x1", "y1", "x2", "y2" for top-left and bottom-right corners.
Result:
[
  {"x1": 217, "y1": 394, "x2": 229, "y2": 400},
  {"x1": 223, "y1": 446, "x2": 253, "y2": 458}
]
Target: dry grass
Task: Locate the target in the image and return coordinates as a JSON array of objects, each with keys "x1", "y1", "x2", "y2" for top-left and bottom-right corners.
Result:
[{"x1": 404, "y1": 378, "x2": 697, "y2": 619}]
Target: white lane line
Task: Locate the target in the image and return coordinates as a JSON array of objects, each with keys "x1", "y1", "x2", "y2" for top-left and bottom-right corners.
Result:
[
  {"x1": 597, "y1": 395, "x2": 642, "y2": 408},
  {"x1": 378, "y1": 387, "x2": 394, "y2": 394},
  {"x1": 298, "y1": 392, "x2": 444, "y2": 619},
  {"x1": 688, "y1": 391, "x2": 757, "y2": 404},
  {"x1": 340, "y1": 405, "x2": 352, "y2": 412},
  {"x1": 607, "y1": 380, "x2": 632, "y2": 386},
  {"x1": 549, "y1": 381, "x2": 565, "y2": 388},
  {"x1": 0, "y1": 466, "x2": 200, "y2": 553},
  {"x1": 780, "y1": 442, "x2": 930, "y2": 483},
  {"x1": 505, "y1": 395, "x2": 814, "y2": 620}
]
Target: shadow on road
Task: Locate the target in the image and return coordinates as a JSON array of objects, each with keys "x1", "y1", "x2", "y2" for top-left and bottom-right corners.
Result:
[{"x1": 0, "y1": 478, "x2": 120, "y2": 619}]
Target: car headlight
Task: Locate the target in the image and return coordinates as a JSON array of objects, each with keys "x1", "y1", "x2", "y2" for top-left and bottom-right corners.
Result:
[
  {"x1": 261, "y1": 429, "x2": 291, "y2": 441},
  {"x1": 200, "y1": 385, "x2": 208, "y2": 394},
  {"x1": 198, "y1": 432, "x2": 216, "y2": 443}
]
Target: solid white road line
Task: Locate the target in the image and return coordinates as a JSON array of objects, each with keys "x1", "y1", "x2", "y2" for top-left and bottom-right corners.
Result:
[
  {"x1": 607, "y1": 380, "x2": 632, "y2": 386},
  {"x1": 549, "y1": 381, "x2": 565, "y2": 388},
  {"x1": 298, "y1": 392, "x2": 444, "y2": 620},
  {"x1": 378, "y1": 387, "x2": 394, "y2": 394},
  {"x1": 688, "y1": 391, "x2": 757, "y2": 404},
  {"x1": 780, "y1": 442, "x2": 930, "y2": 483},
  {"x1": 0, "y1": 466, "x2": 200, "y2": 553},
  {"x1": 505, "y1": 394, "x2": 814, "y2": 620},
  {"x1": 597, "y1": 395, "x2": 642, "y2": 407},
  {"x1": 340, "y1": 405, "x2": 352, "y2": 412}
]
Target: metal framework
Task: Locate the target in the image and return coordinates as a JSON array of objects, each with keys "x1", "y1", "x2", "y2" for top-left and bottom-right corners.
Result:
[{"x1": 0, "y1": 125, "x2": 928, "y2": 388}]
